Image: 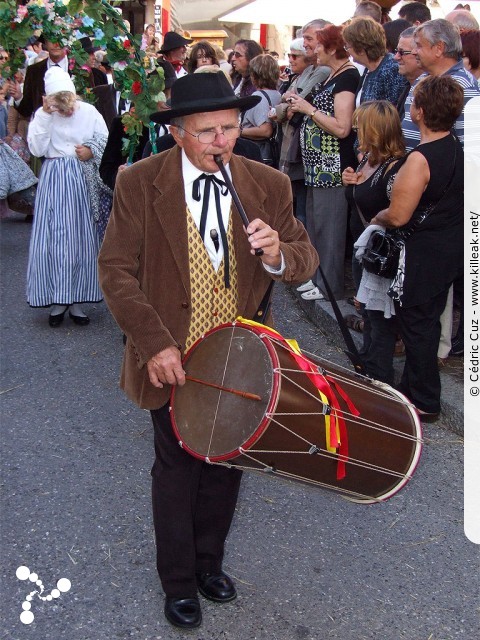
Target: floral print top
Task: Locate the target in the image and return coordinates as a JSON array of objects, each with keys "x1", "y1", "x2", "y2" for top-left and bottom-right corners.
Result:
[{"x1": 300, "y1": 67, "x2": 359, "y2": 189}]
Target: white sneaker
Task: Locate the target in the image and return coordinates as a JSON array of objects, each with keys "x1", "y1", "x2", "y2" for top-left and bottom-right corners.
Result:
[
  {"x1": 301, "y1": 287, "x2": 325, "y2": 301},
  {"x1": 296, "y1": 280, "x2": 315, "y2": 293}
]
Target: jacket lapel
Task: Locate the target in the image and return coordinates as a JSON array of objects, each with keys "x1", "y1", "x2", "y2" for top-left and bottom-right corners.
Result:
[
  {"x1": 229, "y1": 156, "x2": 270, "y2": 311},
  {"x1": 151, "y1": 147, "x2": 190, "y2": 295}
]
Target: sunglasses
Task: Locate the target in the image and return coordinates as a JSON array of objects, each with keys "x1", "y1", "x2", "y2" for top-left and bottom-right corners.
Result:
[
  {"x1": 0, "y1": 56, "x2": 8, "y2": 61},
  {"x1": 394, "y1": 49, "x2": 413, "y2": 57},
  {"x1": 287, "y1": 53, "x2": 301, "y2": 60},
  {"x1": 233, "y1": 51, "x2": 245, "y2": 58}
]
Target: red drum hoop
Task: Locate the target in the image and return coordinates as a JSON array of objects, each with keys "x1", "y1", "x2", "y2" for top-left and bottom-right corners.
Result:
[{"x1": 170, "y1": 321, "x2": 422, "y2": 504}]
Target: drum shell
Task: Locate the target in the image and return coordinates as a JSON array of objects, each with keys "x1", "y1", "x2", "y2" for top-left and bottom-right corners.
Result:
[{"x1": 171, "y1": 323, "x2": 422, "y2": 503}]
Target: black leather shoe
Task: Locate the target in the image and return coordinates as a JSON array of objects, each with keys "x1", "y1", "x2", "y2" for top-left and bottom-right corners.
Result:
[
  {"x1": 196, "y1": 572, "x2": 237, "y2": 603},
  {"x1": 48, "y1": 309, "x2": 67, "y2": 327},
  {"x1": 164, "y1": 597, "x2": 202, "y2": 629},
  {"x1": 69, "y1": 311, "x2": 90, "y2": 326}
]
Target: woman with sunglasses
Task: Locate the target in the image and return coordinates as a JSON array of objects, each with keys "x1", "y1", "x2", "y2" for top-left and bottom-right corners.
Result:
[
  {"x1": 273, "y1": 39, "x2": 310, "y2": 224},
  {"x1": 230, "y1": 39, "x2": 263, "y2": 98}
]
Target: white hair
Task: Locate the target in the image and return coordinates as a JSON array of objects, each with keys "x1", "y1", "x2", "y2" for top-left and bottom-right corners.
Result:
[{"x1": 290, "y1": 38, "x2": 306, "y2": 54}]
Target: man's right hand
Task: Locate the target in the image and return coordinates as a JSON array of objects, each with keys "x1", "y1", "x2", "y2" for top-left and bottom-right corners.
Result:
[{"x1": 147, "y1": 346, "x2": 185, "y2": 388}]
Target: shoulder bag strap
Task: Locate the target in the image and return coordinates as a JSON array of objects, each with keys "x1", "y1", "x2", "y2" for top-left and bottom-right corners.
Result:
[
  {"x1": 259, "y1": 89, "x2": 272, "y2": 107},
  {"x1": 353, "y1": 156, "x2": 398, "y2": 230}
]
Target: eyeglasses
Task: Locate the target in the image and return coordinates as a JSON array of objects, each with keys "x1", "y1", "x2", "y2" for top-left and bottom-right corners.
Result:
[
  {"x1": 394, "y1": 48, "x2": 413, "y2": 57},
  {"x1": 233, "y1": 51, "x2": 245, "y2": 58},
  {"x1": 288, "y1": 53, "x2": 300, "y2": 60},
  {"x1": 178, "y1": 125, "x2": 241, "y2": 144}
]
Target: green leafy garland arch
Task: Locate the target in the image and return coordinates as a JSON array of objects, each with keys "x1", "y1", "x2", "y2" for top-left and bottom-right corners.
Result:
[{"x1": 0, "y1": 0, "x2": 165, "y2": 159}]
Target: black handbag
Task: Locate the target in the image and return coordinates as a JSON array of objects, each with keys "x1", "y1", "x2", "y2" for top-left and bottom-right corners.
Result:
[{"x1": 362, "y1": 229, "x2": 404, "y2": 278}]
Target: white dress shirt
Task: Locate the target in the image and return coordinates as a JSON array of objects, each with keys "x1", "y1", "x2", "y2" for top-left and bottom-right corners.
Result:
[
  {"x1": 47, "y1": 56, "x2": 69, "y2": 73},
  {"x1": 181, "y1": 151, "x2": 285, "y2": 274},
  {"x1": 182, "y1": 152, "x2": 232, "y2": 272}
]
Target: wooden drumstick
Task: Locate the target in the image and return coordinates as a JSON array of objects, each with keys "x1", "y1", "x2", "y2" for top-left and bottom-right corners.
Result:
[
  {"x1": 213, "y1": 154, "x2": 264, "y2": 256},
  {"x1": 185, "y1": 376, "x2": 262, "y2": 401}
]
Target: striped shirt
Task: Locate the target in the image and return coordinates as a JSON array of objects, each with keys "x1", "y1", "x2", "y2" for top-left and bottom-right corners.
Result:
[{"x1": 401, "y1": 61, "x2": 480, "y2": 150}]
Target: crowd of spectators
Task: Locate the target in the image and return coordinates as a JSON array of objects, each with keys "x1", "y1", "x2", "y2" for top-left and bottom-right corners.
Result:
[{"x1": 1, "y1": 0, "x2": 479, "y2": 419}]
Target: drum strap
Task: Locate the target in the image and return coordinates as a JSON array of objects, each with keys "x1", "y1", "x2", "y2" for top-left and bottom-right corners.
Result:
[
  {"x1": 318, "y1": 264, "x2": 366, "y2": 376},
  {"x1": 252, "y1": 280, "x2": 274, "y2": 322}
]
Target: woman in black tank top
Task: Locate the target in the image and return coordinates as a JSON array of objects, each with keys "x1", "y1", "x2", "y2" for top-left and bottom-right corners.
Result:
[{"x1": 370, "y1": 76, "x2": 464, "y2": 417}]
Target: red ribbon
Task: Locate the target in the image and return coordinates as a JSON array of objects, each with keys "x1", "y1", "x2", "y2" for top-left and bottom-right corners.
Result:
[{"x1": 250, "y1": 323, "x2": 358, "y2": 480}]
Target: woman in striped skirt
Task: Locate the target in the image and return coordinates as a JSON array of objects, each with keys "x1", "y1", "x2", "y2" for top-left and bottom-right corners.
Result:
[{"x1": 26, "y1": 67, "x2": 108, "y2": 326}]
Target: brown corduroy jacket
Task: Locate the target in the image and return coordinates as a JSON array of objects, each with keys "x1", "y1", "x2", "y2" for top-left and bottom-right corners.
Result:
[{"x1": 98, "y1": 146, "x2": 319, "y2": 409}]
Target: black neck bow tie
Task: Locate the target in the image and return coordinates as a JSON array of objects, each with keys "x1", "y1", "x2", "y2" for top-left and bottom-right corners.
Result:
[{"x1": 192, "y1": 173, "x2": 230, "y2": 288}]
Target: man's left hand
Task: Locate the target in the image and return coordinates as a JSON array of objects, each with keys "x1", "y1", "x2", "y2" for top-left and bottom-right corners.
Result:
[{"x1": 246, "y1": 218, "x2": 281, "y2": 269}]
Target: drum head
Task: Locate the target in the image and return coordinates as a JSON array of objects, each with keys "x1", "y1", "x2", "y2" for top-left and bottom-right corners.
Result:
[{"x1": 171, "y1": 325, "x2": 278, "y2": 461}]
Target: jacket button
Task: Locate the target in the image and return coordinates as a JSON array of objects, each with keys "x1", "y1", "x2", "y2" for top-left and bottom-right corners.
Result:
[{"x1": 181, "y1": 302, "x2": 189, "y2": 309}]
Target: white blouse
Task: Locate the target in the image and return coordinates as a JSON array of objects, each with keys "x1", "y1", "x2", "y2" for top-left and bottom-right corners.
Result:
[{"x1": 28, "y1": 101, "x2": 108, "y2": 158}]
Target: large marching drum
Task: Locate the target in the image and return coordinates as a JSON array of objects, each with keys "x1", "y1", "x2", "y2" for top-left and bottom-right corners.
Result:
[{"x1": 170, "y1": 320, "x2": 422, "y2": 504}]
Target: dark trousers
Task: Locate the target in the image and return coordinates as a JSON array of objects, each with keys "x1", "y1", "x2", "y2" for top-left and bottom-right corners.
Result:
[
  {"x1": 151, "y1": 404, "x2": 243, "y2": 598},
  {"x1": 395, "y1": 288, "x2": 449, "y2": 413},
  {"x1": 291, "y1": 179, "x2": 307, "y2": 227},
  {"x1": 363, "y1": 310, "x2": 398, "y2": 386}
]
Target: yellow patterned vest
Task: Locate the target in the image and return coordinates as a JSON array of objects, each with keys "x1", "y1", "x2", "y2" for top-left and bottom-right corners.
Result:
[{"x1": 184, "y1": 207, "x2": 239, "y2": 352}]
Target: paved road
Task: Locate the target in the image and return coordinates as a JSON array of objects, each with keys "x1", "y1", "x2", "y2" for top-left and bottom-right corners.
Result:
[{"x1": 1, "y1": 213, "x2": 477, "y2": 640}]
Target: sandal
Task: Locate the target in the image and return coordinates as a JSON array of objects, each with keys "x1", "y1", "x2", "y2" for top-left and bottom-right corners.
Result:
[{"x1": 344, "y1": 314, "x2": 364, "y2": 332}]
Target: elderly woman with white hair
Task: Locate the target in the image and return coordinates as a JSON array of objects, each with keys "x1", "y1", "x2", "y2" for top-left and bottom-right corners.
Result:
[
  {"x1": 273, "y1": 38, "x2": 310, "y2": 224},
  {"x1": 26, "y1": 67, "x2": 108, "y2": 327}
]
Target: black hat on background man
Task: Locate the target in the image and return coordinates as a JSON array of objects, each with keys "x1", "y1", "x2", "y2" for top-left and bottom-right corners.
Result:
[
  {"x1": 159, "y1": 31, "x2": 193, "y2": 54},
  {"x1": 150, "y1": 71, "x2": 260, "y2": 124},
  {"x1": 78, "y1": 36, "x2": 100, "y2": 54}
]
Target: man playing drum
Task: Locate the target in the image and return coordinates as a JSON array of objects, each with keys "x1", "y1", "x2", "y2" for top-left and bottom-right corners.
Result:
[{"x1": 98, "y1": 72, "x2": 318, "y2": 630}]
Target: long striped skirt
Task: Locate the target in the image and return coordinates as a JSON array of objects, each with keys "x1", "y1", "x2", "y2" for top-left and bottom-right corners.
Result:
[{"x1": 26, "y1": 156, "x2": 102, "y2": 307}]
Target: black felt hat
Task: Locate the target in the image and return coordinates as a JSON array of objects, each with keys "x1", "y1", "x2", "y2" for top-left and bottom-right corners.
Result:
[
  {"x1": 149, "y1": 72, "x2": 260, "y2": 124},
  {"x1": 78, "y1": 36, "x2": 100, "y2": 54},
  {"x1": 159, "y1": 31, "x2": 193, "y2": 53}
]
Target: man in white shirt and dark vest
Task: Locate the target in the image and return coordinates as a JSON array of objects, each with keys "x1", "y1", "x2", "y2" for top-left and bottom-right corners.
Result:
[{"x1": 98, "y1": 72, "x2": 318, "y2": 630}]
